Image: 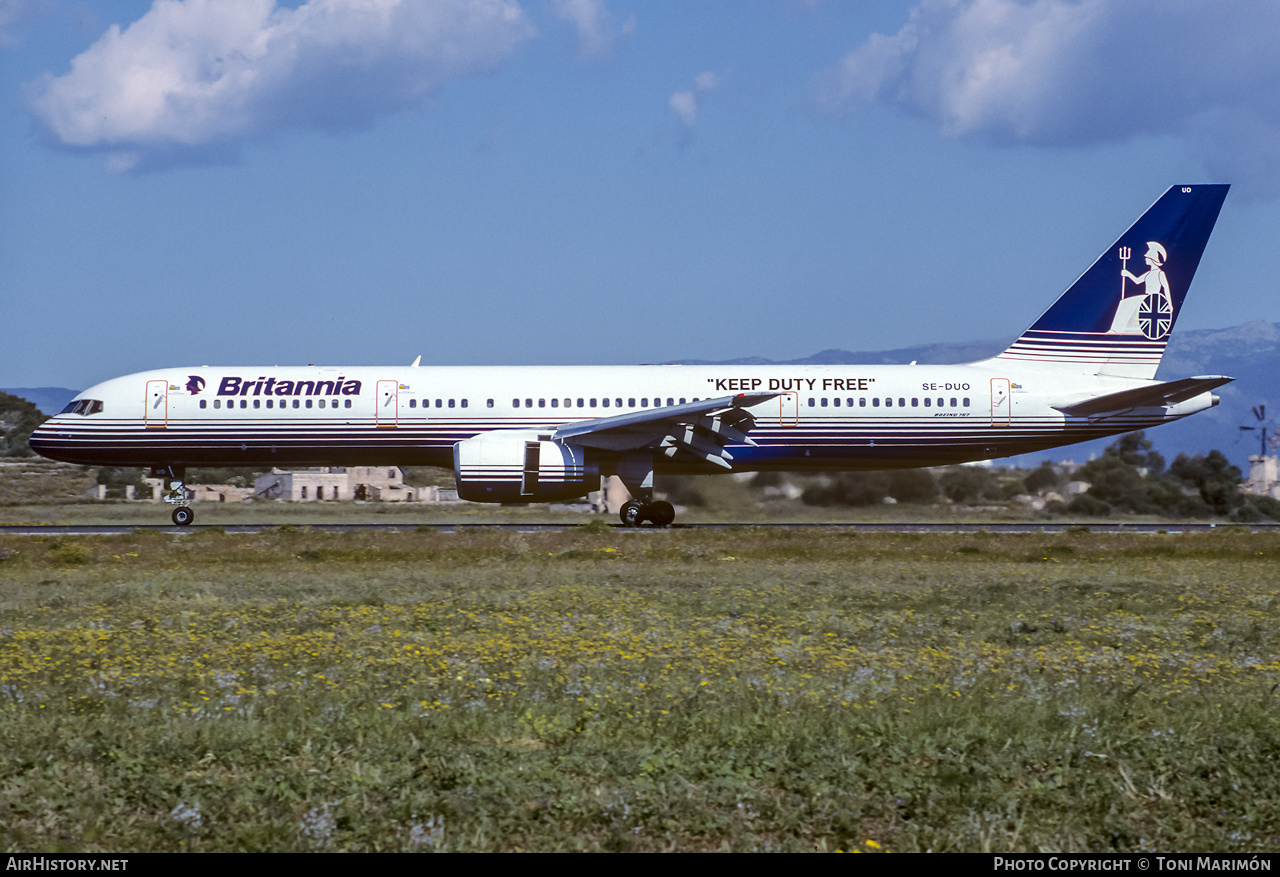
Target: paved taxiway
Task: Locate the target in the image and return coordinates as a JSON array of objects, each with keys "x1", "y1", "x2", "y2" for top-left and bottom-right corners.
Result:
[{"x1": 3, "y1": 522, "x2": 1277, "y2": 536}]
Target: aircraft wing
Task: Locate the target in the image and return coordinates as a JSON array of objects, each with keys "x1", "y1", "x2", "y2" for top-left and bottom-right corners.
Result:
[
  {"x1": 553, "y1": 392, "x2": 777, "y2": 469},
  {"x1": 1052, "y1": 376, "x2": 1233, "y2": 417}
]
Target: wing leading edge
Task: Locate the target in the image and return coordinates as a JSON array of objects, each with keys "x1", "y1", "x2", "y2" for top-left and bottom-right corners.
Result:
[{"x1": 553, "y1": 392, "x2": 778, "y2": 469}]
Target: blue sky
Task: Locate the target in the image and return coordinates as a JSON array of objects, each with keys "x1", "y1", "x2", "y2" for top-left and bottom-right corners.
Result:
[{"x1": 4, "y1": 0, "x2": 1280, "y2": 390}]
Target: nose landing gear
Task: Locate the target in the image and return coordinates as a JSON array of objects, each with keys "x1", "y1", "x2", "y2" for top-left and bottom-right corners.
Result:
[{"x1": 153, "y1": 465, "x2": 195, "y2": 526}]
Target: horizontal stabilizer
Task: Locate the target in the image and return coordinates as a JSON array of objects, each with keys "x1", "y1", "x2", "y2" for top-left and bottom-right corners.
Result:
[{"x1": 1053, "y1": 376, "x2": 1233, "y2": 417}]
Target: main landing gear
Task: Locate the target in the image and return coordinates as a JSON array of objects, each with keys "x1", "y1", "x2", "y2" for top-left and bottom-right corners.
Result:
[
  {"x1": 619, "y1": 500, "x2": 675, "y2": 528},
  {"x1": 614, "y1": 452, "x2": 677, "y2": 528},
  {"x1": 153, "y1": 465, "x2": 195, "y2": 526}
]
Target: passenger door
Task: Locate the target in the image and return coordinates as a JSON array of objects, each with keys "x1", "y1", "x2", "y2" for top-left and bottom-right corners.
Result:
[
  {"x1": 145, "y1": 380, "x2": 168, "y2": 429},
  {"x1": 778, "y1": 392, "x2": 799, "y2": 427},
  {"x1": 376, "y1": 380, "x2": 399, "y2": 428},
  {"x1": 990, "y1": 378, "x2": 1011, "y2": 427}
]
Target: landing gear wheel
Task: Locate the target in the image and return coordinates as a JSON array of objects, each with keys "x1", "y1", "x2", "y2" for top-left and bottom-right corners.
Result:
[
  {"x1": 619, "y1": 501, "x2": 646, "y2": 528},
  {"x1": 648, "y1": 501, "x2": 675, "y2": 528},
  {"x1": 172, "y1": 506, "x2": 194, "y2": 527}
]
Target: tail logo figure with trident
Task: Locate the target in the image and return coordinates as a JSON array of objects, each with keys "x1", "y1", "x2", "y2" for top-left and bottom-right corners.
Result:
[{"x1": 1107, "y1": 241, "x2": 1173, "y2": 338}]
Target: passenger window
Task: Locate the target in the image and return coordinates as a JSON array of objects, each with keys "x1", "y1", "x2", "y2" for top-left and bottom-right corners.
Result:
[
  {"x1": 885, "y1": 398, "x2": 893, "y2": 408},
  {"x1": 833, "y1": 398, "x2": 841, "y2": 407},
  {"x1": 590, "y1": 398, "x2": 597, "y2": 408},
  {"x1": 487, "y1": 399, "x2": 494, "y2": 408},
  {"x1": 924, "y1": 398, "x2": 931, "y2": 407},
  {"x1": 859, "y1": 398, "x2": 866, "y2": 408},
  {"x1": 872, "y1": 398, "x2": 879, "y2": 408},
  {"x1": 200, "y1": 400, "x2": 207, "y2": 409},
  {"x1": 551, "y1": 398, "x2": 558, "y2": 408},
  {"x1": 911, "y1": 398, "x2": 918, "y2": 407},
  {"x1": 602, "y1": 398, "x2": 609, "y2": 408},
  {"x1": 305, "y1": 399, "x2": 312, "y2": 409},
  {"x1": 950, "y1": 398, "x2": 957, "y2": 407},
  {"x1": 214, "y1": 399, "x2": 221, "y2": 409},
  {"x1": 963, "y1": 397, "x2": 970, "y2": 407},
  {"x1": 525, "y1": 398, "x2": 532, "y2": 408},
  {"x1": 318, "y1": 399, "x2": 325, "y2": 409},
  {"x1": 821, "y1": 398, "x2": 828, "y2": 407},
  {"x1": 293, "y1": 399, "x2": 300, "y2": 409},
  {"x1": 409, "y1": 399, "x2": 416, "y2": 408},
  {"x1": 577, "y1": 398, "x2": 584, "y2": 408},
  {"x1": 461, "y1": 399, "x2": 468, "y2": 408},
  {"x1": 539, "y1": 399, "x2": 546, "y2": 408},
  {"x1": 628, "y1": 398, "x2": 635, "y2": 407},
  {"x1": 513, "y1": 399, "x2": 520, "y2": 408},
  {"x1": 449, "y1": 399, "x2": 455, "y2": 408},
  {"x1": 344, "y1": 400, "x2": 351, "y2": 409}
]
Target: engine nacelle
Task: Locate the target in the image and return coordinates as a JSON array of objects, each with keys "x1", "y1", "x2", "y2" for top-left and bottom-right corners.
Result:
[{"x1": 453, "y1": 432, "x2": 597, "y2": 503}]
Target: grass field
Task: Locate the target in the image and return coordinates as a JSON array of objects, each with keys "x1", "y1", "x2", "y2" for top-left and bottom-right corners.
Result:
[{"x1": 2, "y1": 526, "x2": 1279, "y2": 852}]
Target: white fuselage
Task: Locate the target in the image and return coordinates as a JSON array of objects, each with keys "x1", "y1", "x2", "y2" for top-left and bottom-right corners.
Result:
[{"x1": 29, "y1": 361, "x2": 1214, "y2": 475}]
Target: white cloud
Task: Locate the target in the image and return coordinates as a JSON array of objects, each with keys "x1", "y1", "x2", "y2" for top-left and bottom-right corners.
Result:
[
  {"x1": 669, "y1": 90, "x2": 697, "y2": 128},
  {"x1": 26, "y1": 0, "x2": 537, "y2": 170},
  {"x1": 820, "y1": 0, "x2": 1280, "y2": 192},
  {"x1": 693, "y1": 71, "x2": 719, "y2": 92},
  {"x1": 548, "y1": 0, "x2": 632, "y2": 58},
  {"x1": 668, "y1": 69, "x2": 720, "y2": 130}
]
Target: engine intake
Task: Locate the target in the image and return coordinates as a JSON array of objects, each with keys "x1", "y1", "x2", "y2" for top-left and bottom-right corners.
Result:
[{"x1": 453, "y1": 432, "x2": 597, "y2": 503}]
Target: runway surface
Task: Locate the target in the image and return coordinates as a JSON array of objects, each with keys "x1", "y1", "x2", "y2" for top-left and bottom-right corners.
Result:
[{"x1": 3, "y1": 522, "x2": 1278, "y2": 536}]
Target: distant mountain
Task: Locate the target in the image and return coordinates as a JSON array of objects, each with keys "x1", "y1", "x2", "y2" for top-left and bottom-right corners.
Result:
[
  {"x1": 676, "y1": 338, "x2": 1013, "y2": 367},
  {"x1": 0, "y1": 388, "x2": 78, "y2": 417},
  {"x1": 676, "y1": 320, "x2": 1280, "y2": 470}
]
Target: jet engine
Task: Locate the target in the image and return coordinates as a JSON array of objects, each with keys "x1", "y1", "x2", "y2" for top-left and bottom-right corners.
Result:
[{"x1": 453, "y1": 432, "x2": 597, "y2": 503}]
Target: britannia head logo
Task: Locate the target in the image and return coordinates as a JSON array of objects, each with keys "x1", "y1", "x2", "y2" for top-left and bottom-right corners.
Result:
[{"x1": 186, "y1": 375, "x2": 206, "y2": 395}]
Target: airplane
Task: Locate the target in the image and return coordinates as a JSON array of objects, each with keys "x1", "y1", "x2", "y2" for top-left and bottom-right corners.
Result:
[{"x1": 30, "y1": 185, "x2": 1232, "y2": 528}]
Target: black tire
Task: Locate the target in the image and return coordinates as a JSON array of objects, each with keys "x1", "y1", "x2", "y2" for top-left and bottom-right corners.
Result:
[
  {"x1": 172, "y1": 506, "x2": 194, "y2": 526},
  {"x1": 619, "y1": 501, "x2": 645, "y2": 528},
  {"x1": 648, "y1": 500, "x2": 675, "y2": 528}
]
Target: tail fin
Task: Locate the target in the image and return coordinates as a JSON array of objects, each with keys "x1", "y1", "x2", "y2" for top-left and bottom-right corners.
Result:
[{"x1": 992, "y1": 185, "x2": 1229, "y2": 379}]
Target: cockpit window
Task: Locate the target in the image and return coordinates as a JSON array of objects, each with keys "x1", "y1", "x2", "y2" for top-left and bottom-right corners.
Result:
[{"x1": 60, "y1": 399, "x2": 104, "y2": 415}]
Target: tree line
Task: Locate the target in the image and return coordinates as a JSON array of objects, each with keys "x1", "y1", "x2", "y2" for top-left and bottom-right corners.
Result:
[{"x1": 798, "y1": 431, "x2": 1280, "y2": 522}]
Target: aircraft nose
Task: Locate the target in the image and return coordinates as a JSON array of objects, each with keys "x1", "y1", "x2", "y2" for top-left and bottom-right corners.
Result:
[
  {"x1": 28, "y1": 423, "x2": 51, "y2": 456},
  {"x1": 27, "y1": 421, "x2": 64, "y2": 460}
]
